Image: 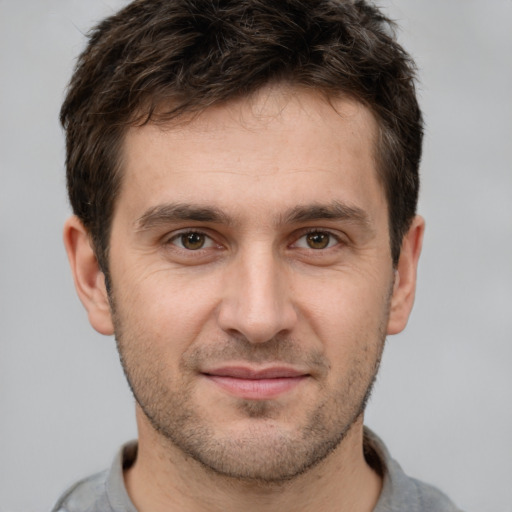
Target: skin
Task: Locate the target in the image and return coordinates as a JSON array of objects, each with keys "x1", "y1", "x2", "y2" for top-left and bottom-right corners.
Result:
[{"x1": 64, "y1": 85, "x2": 424, "y2": 512}]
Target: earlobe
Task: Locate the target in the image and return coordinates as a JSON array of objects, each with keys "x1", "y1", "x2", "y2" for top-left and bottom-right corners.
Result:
[
  {"x1": 63, "y1": 216, "x2": 115, "y2": 336},
  {"x1": 387, "y1": 215, "x2": 425, "y2": 335}
]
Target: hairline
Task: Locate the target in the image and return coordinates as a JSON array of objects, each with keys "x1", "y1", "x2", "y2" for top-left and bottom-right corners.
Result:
[{"x1": 94, "y1": 84, "x2": 401, "y2": 278}]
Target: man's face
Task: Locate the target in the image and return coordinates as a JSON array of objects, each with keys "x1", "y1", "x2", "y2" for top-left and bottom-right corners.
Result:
[{"x1": 107, "y1": 87, "x2": 396, "y2": 481}]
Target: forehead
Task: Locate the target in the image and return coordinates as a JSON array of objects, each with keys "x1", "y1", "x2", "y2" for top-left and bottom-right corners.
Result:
[{"x1": 117, "y1": 86, "x2": 385, "y2": 226}]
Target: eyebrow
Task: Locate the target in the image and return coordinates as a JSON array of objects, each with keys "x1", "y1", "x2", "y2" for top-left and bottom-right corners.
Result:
[
  {"x1": 281, "y1": 201, "x2": 372, "y2": 228},
  {"x1": 135, "y1": 203, "x2": 232, "y2": 231},
  {"x1": 135, "y1": 200, "x2": 373, "y2": 232}
]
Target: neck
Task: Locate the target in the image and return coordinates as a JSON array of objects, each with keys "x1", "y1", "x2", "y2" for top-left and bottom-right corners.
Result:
[{"x1": 124, "y1": 411, "x2": 382, "y2": 512}]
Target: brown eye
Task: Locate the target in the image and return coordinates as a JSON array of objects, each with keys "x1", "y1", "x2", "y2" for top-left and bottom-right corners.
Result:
[
  {"x1": 306, "y1": 232, "x2": 331, "y2": 249},
  {"x1": 181, "y1": 232, "x2": 206, "y2": 250}
]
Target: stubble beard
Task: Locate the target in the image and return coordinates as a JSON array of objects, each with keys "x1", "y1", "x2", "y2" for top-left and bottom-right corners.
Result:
[{"x1": 112, "y1": 303, "x2": 388, "y2": 484}]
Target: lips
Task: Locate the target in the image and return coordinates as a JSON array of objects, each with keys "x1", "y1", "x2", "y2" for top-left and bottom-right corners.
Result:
[{"x1": 202, "y1": 366, "x2": 308, "y2": 400}]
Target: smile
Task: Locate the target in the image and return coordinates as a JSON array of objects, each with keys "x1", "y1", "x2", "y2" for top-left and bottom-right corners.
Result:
[{"x1": 202, "y1": 366, "x2": 309, "y2": 400}]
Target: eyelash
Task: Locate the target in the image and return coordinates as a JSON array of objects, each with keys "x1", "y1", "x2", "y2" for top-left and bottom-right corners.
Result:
[
  {"x1": 292, "y1": 228, "x2": 343, "y2": 251},
  {"x1": 166, "y1": 230, "x2": 217, "y2": 251},
  {"x1": 165, "y1": 228, "x2": 344, "y2": 252}
]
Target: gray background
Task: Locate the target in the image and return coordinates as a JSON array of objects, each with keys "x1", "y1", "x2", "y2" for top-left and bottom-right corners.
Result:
[{"x1": 1, "y1": 1, "x2": 511, "y2": 511}]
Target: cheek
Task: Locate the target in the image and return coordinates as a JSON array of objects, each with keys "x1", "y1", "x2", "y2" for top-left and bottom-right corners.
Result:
[
  {"x1": 115, "y1": 268, "x2": 223, "y2": 348},
  {"x1": 297, "y1": 271, "x2": 391, "y2": 339},
  {"x1": 305, "y1": 282, "x2": 389, "y2": 384}
]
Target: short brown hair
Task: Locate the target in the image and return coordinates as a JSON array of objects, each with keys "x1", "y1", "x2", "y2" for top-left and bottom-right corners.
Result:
[{"x1": 61, "y1": 0, "x2": 423, "y2": 271}]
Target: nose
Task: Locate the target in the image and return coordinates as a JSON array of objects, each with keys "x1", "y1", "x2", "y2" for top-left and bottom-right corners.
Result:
[{"x1": 217, "y1": 246, "x2": 298, "y2": 344}]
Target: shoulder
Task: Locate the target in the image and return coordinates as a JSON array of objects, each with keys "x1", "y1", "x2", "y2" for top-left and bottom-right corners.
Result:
[
  {"x1": 51, "y1": 470, "x2": 111, "y2": 512},
  {"x1": 365, "y1": 428, "x2": 464, "y2": 512},
  {"x1": 411, "y1": 477, "x2": 463, "y2": 511},
  {"x1": 386, "y1": 457, "x2": 464, "y2": 512},
  {"x1": 51, "y1": 442, "x2": 137, "y2": 512}
]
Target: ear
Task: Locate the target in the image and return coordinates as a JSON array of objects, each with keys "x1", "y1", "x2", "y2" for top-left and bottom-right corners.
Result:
[
  {"x1": 63, "y1": 216, "x2": 115, "y2": 335},
  {"x1": 387, "y1": 215, "x2": 425, "y2": 335}
]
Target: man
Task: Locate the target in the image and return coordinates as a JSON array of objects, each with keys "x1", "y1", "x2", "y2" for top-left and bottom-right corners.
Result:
[{"x1": 52, "y1": 0, "x2": 461, "y2": 510}]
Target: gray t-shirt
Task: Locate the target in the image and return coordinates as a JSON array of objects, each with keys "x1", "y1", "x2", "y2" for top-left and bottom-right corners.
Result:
[{"x1": 51, "y1": 429, "x2": 462, "y2": 512}]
